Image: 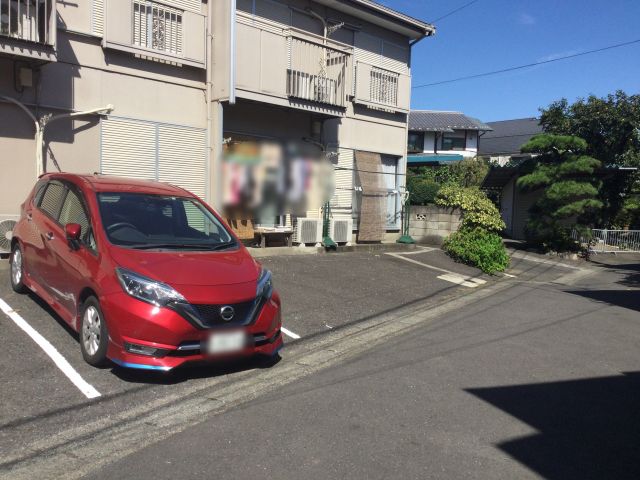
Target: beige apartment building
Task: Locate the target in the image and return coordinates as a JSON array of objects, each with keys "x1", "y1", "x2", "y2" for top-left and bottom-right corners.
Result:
[{"x1": 0, "y1": 0, "x2": 433, "y2": 246}]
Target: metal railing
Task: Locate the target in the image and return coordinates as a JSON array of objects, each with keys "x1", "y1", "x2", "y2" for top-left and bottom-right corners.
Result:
[
  {"x1": 369, "y1": 66, "x2": 399, "y2": 107},
  {"x1": 0, "y1": 0, "x2": 54, "y2": 44},
  {"x1": 574, "y1": 228, "x2": 640, "y2": 253},
  {"x1": 133, "y1": 0, "x2": 183, "y2": 56},
  {"x1": 287, "y1": 36, "x2": 350, "y2": 107}
]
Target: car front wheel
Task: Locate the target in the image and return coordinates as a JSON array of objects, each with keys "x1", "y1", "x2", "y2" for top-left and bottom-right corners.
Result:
[
  {"x1": 80, "y1": 296, "x2": 109, "y2": 367},
  {"x1": 10, "y1": 243, "x2": 27, "y2": 293}
]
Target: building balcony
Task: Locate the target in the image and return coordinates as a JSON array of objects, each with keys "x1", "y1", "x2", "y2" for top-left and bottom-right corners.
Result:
[
  {"x1": 286, "y1": 35, "x2": 351, "y2": 108},
  {"x1": 103, "y1": 0, "x2": 206, "y2": 68},
  {"x1": 354, "y1": 61, "x2": 410, "y2": 113},
  {"x1": 0, "y1": 0, "x2": 57, "y2": 61}
]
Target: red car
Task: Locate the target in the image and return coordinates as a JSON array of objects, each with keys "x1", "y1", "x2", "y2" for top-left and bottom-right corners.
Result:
[{"x1": 9, "y1": 173, "x2": 283, "y2": 371}]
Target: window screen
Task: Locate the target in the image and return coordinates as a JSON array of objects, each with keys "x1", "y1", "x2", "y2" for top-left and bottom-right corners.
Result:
[
  {"x1": 59, "y1": 190, "x2": 90, "y2": 238},
  {"x1": 39, "y1": 182, "x2": 66, "y2": 219}
]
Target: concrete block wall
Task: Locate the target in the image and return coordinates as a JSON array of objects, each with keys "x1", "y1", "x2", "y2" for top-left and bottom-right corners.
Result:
[{"x1": 409, "y1": 205, "x2": 462, "y2": 245}]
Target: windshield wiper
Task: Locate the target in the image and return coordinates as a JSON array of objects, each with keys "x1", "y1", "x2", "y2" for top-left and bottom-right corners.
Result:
[
  {"x1": 127, "y1": 242, "x2": 236, "y2": 251},
  {"x1": 207, "y1": 241, "x2": 237, "y2": 251}
]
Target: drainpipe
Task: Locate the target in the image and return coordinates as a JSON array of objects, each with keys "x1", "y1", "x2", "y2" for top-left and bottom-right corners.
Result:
[
  {"x1": 205, "y1": 0, "x2": 213, "y2": 203},
  {"x1": 39, "y1": 105, "x2": 114, "y2": 175},
  {"x1": 0, "y1": 96, "x2": 113, "y2": 177},
  {"x1": 229, "y1": 0, "x2": 237, "y2": 105},
  {"x1": 0, "y1": 95, "x2": 40, "y2": 179}
]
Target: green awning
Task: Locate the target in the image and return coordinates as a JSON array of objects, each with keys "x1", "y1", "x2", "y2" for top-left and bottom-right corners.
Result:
[{"x1": 407, "y1": 154, "x2": 464, "y2": 164}]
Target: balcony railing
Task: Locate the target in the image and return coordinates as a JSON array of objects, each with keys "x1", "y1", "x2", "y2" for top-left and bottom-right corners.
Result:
[
  {"x1": 0, "y1": 0, "x2": 54, "y2": 45},
  {"x1": 287, "y1": 36, "x2": 350, "y2": 108},
  {"x1": 133, "y1": 0, "x2": 183, "y2": 56},
  {"x1": 354, "y1": 61, "x2": 410, "y2": 112},
  {"x1": 369, "y1": 66, "x2": 399, "y2": 107}
]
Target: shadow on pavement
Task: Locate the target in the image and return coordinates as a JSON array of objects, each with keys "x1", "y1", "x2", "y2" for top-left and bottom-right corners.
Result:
[
  {"x1": 466, "y1": 371, "x2": 640, "y2": 480},
  {"x1": 587, "y1": 255, "x2": 640, "y2": 288},
  {"x1": 564, "y1": 289, "x2": 640, "y2": 312}
]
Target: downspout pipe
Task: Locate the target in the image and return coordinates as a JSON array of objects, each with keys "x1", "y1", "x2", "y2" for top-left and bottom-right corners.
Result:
[
  {"x1": 0, "y1": 96, "x2": 113, "y2": 177},
  {"x1": 0, "y1": 95, "x2": 40, "y2": 180},
  {"x1": 39, "y1": 105, "x2": 114, "y2": 175}
]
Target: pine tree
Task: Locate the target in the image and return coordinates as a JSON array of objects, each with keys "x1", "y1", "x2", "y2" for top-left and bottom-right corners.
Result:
[{"x1": 517, "y1": 134, "x2": 603, "y2": 250}]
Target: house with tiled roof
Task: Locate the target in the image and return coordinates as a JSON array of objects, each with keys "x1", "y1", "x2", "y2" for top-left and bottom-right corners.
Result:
[
  {"x1": 478, "y1": 118, "x2": 543, "y2": 166},
  {"x1": 407, "y1": 111, "x2": 492, "y2": 166}
]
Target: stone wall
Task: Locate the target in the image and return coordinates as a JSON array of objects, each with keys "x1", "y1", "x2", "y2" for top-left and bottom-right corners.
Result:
[{"x1": 409, "y1": 205, "x2": 462, "y2": 245}]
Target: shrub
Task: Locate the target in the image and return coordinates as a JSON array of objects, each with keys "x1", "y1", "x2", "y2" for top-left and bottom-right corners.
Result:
[
  {"x1": 435, "y1": 185, "x2": 506, "y2": 232},
  {"x1": 408, "y1": 177, "x2": 440, "y2": 205},
  {"x1": 443, "y1": 227, "x2": 510, "y2": 274}
]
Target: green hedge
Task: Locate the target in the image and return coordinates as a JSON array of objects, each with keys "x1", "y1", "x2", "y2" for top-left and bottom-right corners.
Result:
[
  {"x1": 442, "y1": 227, "x2": 510, "y2": 274},
  {"x1": 436, "y1": 185, "x2": 506, "y2": 232}
]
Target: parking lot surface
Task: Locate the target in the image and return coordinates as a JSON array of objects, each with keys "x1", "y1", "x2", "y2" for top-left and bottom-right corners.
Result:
[{"x1": 0, "y1": 247, "x2": 581, "y2": 470}]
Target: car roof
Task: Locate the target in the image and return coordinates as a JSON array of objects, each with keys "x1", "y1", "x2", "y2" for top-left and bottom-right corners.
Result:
[{"x1": 42, "y1": 173, "x2": 191, "y2": 196}]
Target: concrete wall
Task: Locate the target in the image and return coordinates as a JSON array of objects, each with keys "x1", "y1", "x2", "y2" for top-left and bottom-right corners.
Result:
[{"x1": 409, "y1": 205, "x2": 462, "y2": 245}]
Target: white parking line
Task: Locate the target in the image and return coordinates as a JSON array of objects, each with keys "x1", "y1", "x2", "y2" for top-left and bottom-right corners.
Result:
[
  {"x1": 0, "y1": 298, "x2": 101, "y2": 399},
  {"x1": 386, "y1": 252, "x2": 486, "y2": 288},
  {"x1": 281, "y1": 327, "x2": 301, "y2": 340}
]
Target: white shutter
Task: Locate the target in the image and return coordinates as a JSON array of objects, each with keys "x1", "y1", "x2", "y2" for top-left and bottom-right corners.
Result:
[
  {"x1": 331, "y1": 148, "x2": 354, "y2": 210},
  {"x1": 101, "y1": 118, "x2": 157, "y2": 180},
  {"x1": 381, "y1": 41, "x2": 409, "y2": 74},
  {"x1": 164, "y1": 0, "x2": 201, "y2": 13},
  {"x1": 92, "y1": 0, "x2": 104, "y2": 36},
  {"x1": 158, "y1": 125, "x2": 207, "y2": 198},
  {"x1": 354, "y1": 32, "x2": 382, "y2": 65}
]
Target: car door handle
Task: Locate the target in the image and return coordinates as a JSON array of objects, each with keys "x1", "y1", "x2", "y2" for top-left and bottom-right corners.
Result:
[{"x1": 45, "y1": 232, "x2": 54, "y2": 241}]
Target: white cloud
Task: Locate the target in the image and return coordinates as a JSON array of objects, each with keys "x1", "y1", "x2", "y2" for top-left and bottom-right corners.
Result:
[{"x1": 518, "y1": 13, "x2": 536, "y2": 25}]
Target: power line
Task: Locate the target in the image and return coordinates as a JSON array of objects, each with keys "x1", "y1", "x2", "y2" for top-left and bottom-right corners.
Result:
[
  {"x1": 430, "y1": 0, "x2": 481, "y2": 23},
  {"x1": 413, "y1": 38, "x2": 640, "y2": 89}
]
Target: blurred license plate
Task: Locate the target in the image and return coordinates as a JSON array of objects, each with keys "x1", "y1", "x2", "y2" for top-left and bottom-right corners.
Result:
[{"x1": 207, "y1": 331, "x2": 245, "y2": 354}]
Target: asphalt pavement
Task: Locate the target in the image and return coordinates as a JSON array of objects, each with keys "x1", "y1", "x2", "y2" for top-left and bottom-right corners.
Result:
[{"x1": 84, "y1": 253, "x2": 640, "y2": 480}]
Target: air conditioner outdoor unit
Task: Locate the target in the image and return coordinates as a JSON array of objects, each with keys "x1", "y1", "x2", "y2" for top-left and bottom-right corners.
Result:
[
  {"x1": 293, "y1": 218, "x2": 323, "y2": 246},
  {"x1": 330, "y1": 217, "x2": 353, "y2": 244},
  {"x1": 0, "y1": 215, "x2": 19, "y2": 255}
]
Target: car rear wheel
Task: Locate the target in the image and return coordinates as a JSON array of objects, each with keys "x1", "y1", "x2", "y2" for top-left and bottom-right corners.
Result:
[
  {"x1": 10, "y1": 244, "x2": 27, "y2": 293},
  {"x1": 80, "y1": 297, "x2": 109, "y2": 367}
]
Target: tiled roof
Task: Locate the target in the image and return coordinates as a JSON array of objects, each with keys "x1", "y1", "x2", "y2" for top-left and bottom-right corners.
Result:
[
  {"x1": 409, "y1": 111, "x2": 493, "y2": 132},
  {"x1": 479, "y1": 118, "x2": 543, "y2": 156}
]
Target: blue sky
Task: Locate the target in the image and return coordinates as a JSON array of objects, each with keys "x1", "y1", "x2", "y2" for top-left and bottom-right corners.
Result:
[{"x1": 378, "y1": 0, "x2": 640, "y2": 122}]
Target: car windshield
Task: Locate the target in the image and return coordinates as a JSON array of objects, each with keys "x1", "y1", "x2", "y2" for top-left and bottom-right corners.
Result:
[{"x1": 97, "y1": 192, "x2": 236, "y2": 250}]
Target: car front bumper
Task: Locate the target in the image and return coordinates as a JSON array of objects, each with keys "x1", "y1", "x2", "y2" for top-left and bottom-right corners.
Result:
[{"x1": 101, "y1": 291, "x2": 283, "y2": 371}]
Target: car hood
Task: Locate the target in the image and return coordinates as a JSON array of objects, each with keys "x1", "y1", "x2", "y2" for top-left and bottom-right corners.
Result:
[{"x1": 109, "y1": 246, "x2": 261, "y2": 287}]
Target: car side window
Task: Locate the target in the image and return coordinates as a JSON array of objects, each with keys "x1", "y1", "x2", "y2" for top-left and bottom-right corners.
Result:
[
  {"x1": 59, "y1": 188, "x2": 97, "y2": 251},
  {"x1": 33, "y1": 182, "x2": 47, "y2": 206},
  {"x1": 38, "y1": 182, "x2": 66, "y2": 220}
]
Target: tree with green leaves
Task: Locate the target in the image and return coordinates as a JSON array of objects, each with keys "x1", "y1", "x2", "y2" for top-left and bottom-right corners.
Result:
[
  {"x1": 539, "y1": 90, "x2": 640, "y2": 225},
  {"x1": 517, "y1": 134, "x2": 603, "y2": 251}
]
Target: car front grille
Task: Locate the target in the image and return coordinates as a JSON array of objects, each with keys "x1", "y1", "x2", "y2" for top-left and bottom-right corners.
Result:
[
  {"x1": 192, "y1": 300, "x2": 256, "y2": 327},
  {"x1": 169, "y1": 297, "x2": 267, "y2": 330}
]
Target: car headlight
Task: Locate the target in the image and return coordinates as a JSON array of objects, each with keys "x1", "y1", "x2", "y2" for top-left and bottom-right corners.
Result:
[
  {"x1": 256, "y1": 268, "x2": 273, "y2": 300},
  {"x1": 116, "y1": 267, "x2": 185, "y2": 307}
]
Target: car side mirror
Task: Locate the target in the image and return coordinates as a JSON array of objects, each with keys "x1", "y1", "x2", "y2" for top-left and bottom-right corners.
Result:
[{"x1": 65, "y1": 223, "x2": 82, "y2": 249}]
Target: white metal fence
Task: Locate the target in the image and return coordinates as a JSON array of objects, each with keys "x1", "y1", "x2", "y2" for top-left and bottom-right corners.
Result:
[{"x1": 575, "y1": 228, "x2": 640, "y2": 253}]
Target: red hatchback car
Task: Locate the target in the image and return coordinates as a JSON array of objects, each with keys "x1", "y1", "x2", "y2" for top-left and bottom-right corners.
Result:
[{"x1": 9, "y1": 173, "x2": 283, "y2": 371}]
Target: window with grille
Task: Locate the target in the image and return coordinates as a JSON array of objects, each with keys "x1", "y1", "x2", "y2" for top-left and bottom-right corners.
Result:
[
  {"x1": 133, "y1": 1, "x2": 183, "y2": 56},
  {"x1": 369, "y1": 67, "x2": 399, "y2": 107}
]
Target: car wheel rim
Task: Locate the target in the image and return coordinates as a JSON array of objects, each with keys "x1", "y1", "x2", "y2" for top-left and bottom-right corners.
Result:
[
  {"x1": 83, "y1": 306, "x2": 101, "y2": 356},
  {"x1": 11, "y1": 249, "x2": 22, "y2": 286}
]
